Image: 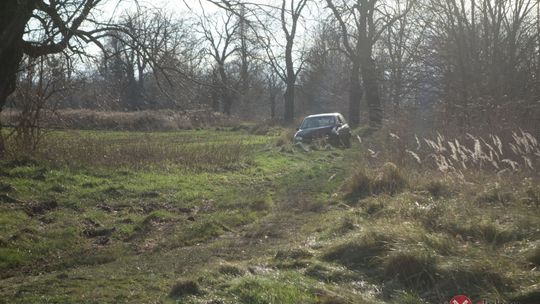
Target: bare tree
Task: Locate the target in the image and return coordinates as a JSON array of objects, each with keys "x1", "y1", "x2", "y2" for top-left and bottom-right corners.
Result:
[
  {"x1": 101, "y1": 9, "x2": 194, "y2": 110},
  {"x1": 326, "y1": 0, "x2": 415, "y2": 128},
  {"x1": 271, "y1": 0, "x2": 309, "y2": 124},
  {"x1": 238, "y1": 3, "x2": 251, "y2": 104},
  {"x1": 197, "y1": 8, "x2": 240, "y2": 115},
  {"x1": 0, "y1": 0, "x2": 123, "y2": 154},
  {"x1": 300, "y1": 20, "x2": 350, "y2": 115},
  {"x1": 204, "y1": 0, "x2": 309, "y2": 123},
  {"x1": 266, "y1": 69, "x2": 284, "y2": 119},
  {"x1": 9, "y1": 55, "x2": 72, "y2": 153},
  {"x1": 380, "y1": 0, "x2": 422, "y2": 114},
  {"x1": 419, "y1": 0, "x2": 539, "y2": 130}
]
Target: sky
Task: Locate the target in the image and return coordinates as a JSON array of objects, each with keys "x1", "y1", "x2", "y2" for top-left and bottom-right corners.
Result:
[
  {"x1": 76, "y1": 0, "x2": 319, "y2": 70},
  {"x1": 98, "y1": 0, "x2": 257, "y2": 18},
  {"x1": 97, "y1": 0, "x2": 203, "y2": 20}
]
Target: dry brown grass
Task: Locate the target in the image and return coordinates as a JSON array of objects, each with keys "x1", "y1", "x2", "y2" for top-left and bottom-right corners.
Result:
[
  {"x1": 361, "y1": 129, "x2": 539, "y2": 177},
  {"x1": 342, "y1": 162, "x2": 407, "y2": 201},
  {"x1": 2, "y1": 129, "x2": 261, "y2": 170},
  {"x1": 1, "y1": 109, "x2": 236, "y2": 131}
]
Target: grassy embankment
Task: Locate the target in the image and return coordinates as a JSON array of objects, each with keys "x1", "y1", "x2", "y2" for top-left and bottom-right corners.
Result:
[{"x1": 0, "y1": 127, "x2": 538, "y2": 303}]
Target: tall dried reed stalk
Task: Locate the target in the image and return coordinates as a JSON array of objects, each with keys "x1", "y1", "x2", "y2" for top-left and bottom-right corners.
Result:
[{"x1": 374, "y1": 130, "x2": 539, "y2": 175}]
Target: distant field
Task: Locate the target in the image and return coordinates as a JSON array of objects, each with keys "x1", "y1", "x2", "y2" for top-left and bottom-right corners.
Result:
[
  {"x1": 0, "y1": 109, "x2": 237, "y2": 131},
  {"x1": 0, "y1": 128, "x2": 539, "y2": 303}
]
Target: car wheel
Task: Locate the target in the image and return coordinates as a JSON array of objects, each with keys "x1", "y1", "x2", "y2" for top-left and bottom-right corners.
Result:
[{"x1": 342, "y1": 134, "x2": 352, "y2": 148}]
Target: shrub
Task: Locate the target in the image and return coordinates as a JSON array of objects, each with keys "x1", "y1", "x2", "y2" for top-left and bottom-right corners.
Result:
[
  {"x1": 438, "y1": 264, "x2": 511, "y2": 297},
  {"x1": 275, "y1": 129, "x2": 295, "y2": 147},
  {"x1": 1, "y1": 109, "x2": 235, "y2": 131},
  {"x1": 362, "y1": 199, "x2": 385, "y2": 216},
  {"x1": 304, "y1": 262, "x2": 356, "y2": 283},
  {"x1": 229, "y1": 276, "x2": 315, "y2": 304},
  {"x1": 383, "y1": 249, "x2": 437, "y2": 288},
  {"x1": 343, "y1": 163, "x2": 407, "y2": 201},
  {"x1": 323, "y1": 232, "x2": 392, "y2": 270},
  {"x1": 169, "y1": 280, "x2": 200, "y2": 298},
  {"x1": 525, "y1": 187, "x2": 539, "y2": 207},
  {"x1": 273, "y1": 248, "x2": 313, "y2": 269},
  {"x1": 372, "y1": 163, "x2": 407, "y2": 195},
  {"x1": 510, "y1": 289, "x2": 540, "y2": 304},
  {"x1": 250, "y1": 198, "x2": 273, "y2": 211},
  {"x1": 342, "y1": 168, "x2": 372, "y2": 200},
  {"x1": 218, "y1": 264, "x2": 245, "y2": 276},
  {"x1": 275, "y1": 248, "x2": 313, "y2": 261},
  {"x1": 440, "y1": 218, "x2": 518, "y2": 246},
  {"x1": 336, "y1": 215, "x2": 360, "y2": 232},
  {"x1": 473, "y1": 220, "x2": 516, "y2": 245},
  {"x1": 392, "y1": 291, "x2": 426, "y2": 304},
  {"x1": 423, "y1": 180, "x2": 451, "y2": 198},
  {"x1": 476, "y1": 187, "x2": 514, "y2": 205},
  {"x1": 526, "y1": 244, "x2": 540, "y2": 267},
  {"x1": 0, "y1": 248, "x2": 28, "y2": 272}
]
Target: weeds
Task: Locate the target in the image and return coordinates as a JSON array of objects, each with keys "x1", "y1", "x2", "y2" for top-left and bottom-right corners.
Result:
[
  {"x1": 383, "y1": 249, "x2": 437, "y2": 288},
  {"x1": 438, "y1": 264, "x2": 511, "y2": 297},
  {"x1": 304, "y1": 262, "x2": 357, "y2": 283},
  {"x1": 323, "y1": 232, "x2": 392, "y2": 270},
  {"x1": 476, "y1": 186, "x2": 514, "y2": 205},
  {"x1": 218, "y1": 264, "x2": 245, "y2": 276},
  {"x1": 422, "y1": 180, "x2": 451, "y2": 198},
  {"x1": 391, "y1": 290, "x2": 426, "y2": 304},
  {"x1": 169, "y1": 280, "x2": 200, "y2": 298},
  {"x1": 342, "y1": 162, "x2": 407, "y2": 201},
  {"x1": 229, "y1": 274, "x2": 315, "y2": 304},
  {"x1": 526, "y1": 245, "x2": 540, "y2": 267},
  {"x1": 3, "y1": 129, "x2": 267, "y2": 170},
  {"x1": 1, "y1": 109, "x2": 236, "y2": 131},
  {"x1": 364, "y1": 129, "x2": 539, "y2": 175},
  {"x1": 0, "y1": 128, "x2": 538, "y2": 303}
]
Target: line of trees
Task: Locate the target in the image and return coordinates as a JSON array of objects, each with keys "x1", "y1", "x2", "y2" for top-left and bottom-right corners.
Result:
[{"x1": 1, "y1": 0, "x2": 539, "y2": 146}]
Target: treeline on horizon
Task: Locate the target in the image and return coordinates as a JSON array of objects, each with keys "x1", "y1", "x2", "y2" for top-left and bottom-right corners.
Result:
[{"x1": 5, "y1": 0, "x2": 540, "y2": 135}]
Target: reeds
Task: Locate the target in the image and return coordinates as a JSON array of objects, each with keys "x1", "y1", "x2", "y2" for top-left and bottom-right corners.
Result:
[{"x1": 375, "y1": 129, "x2": 539, "y2": 175}]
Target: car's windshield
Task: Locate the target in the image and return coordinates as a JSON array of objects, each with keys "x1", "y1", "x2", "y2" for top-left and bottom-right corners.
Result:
[{"x1": 300, "y1": 116, "x2": 336, "y2": 129}]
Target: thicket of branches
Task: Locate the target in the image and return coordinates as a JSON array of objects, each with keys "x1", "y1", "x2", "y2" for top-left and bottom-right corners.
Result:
[{"x1": 2, "y1": 0, "x2": 539, "y2": 143}]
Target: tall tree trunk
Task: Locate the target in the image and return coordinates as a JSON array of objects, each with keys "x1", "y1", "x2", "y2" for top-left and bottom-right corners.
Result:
[
  {"x1": 283, "y1": 81, "x2": 295, "y2": 124},
  {"x1": 0, "y1": 0, "x2": 36, "y2": 156},
  {"x1": 283, "y1": 36, "x2": 296, "y2": 124},
  {"x1": 239, "y1": 3, "x2": 249, "y2": 105},
  {"x1": 211, "y1": 70, "x2": 220, "y2": 112},
  {"x1": 348, "y1": 60, "x2": 362, "y2": 127},
  {"x1": 211, "y1": 93, "x2": 220, "y2": 112},
  {"x1": 218, "y1": 63, "x2": 233, "y2": 115},
  {"x1": 222, "y1": 89, "x2": 233, "y2": 115},
  {"x1": 269, "y1": 91, "x2": 276, "y2": 119},
  {"x1": 358, "y1": 0, "x2": 382, "y2": 129},
  {"x1": 361, "y1": 55, "x2": 383, "y2": 128},
  {"x1": 240, "y1": 37, "x2": 249, "y2": 105}
]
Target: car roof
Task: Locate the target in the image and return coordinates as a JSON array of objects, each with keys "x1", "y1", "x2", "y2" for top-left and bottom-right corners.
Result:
[{"x1": 304, "y1": 113, "x2": 342, "y2": 118}]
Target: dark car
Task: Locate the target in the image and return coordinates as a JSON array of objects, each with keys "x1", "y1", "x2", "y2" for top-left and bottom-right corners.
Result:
[{"x1": 293, "y1": 113, "x2": 352, "y2": 147}]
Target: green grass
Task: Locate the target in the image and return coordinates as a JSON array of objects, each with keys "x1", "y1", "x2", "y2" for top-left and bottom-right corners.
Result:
[
  {"x1": 228, "y1": 273, "x2": 317, "y2": 304},
  {"x1": 0, "y1": 128, "x2": 538, "y2": 303}
]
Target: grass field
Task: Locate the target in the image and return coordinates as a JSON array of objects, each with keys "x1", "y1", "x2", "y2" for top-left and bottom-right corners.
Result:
[{"x1": 0, "y1": 128, "x2": 539, "y2": 303}]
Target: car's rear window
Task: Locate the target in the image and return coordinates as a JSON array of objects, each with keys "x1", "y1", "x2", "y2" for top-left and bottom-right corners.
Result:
[{"x1": 301, "y1": 116, "x2": 336, "y2": 129}]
